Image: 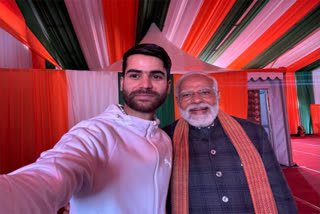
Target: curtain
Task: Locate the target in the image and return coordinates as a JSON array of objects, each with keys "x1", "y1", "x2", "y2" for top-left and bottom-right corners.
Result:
[
  {"x1": 227, "y1": 0, "x2": 318, "y2": 69},
  {"x1": 65, "y1": 0, "x2": 110, "y2": 70},
  {"x1": 0, "y1": 68, "x2": 68, "y2": 174},
  {"x1": 0, "y1": 0, "x2": 59, "y2": 67},
  {"x1": 163, "y1": 0, "x2": 204, "y2": 48},
  {"x1": 102, "y1": 0, "x2": 138, "y2": 64},
  {"x1": 156, "y1": 75, "x2": 175, "y2": 128},
  {"x1": 310, "y1": 104, "x2": 319, "y2": 134},
  {"x1": 215, "y1": 0, "x2": 295, "y2": 68},
  {"x1": 284, "y1": 72, "x2": 301, "y2": 134},
  {"x1": 66, "y1": 70, "x2": 118, "y2": 128},
  {"x1": 173, "y1": 71, "x2": 248, "y2": 120},
  {"x1": 296, "y1": 71, "x2": 315, "y2": 134},
  {"x1": 0, "y1": 28, "x2": 32, "y2": 69},
  {"x1": 312, "y1": 68, "x2": 320, "y2": 104}
]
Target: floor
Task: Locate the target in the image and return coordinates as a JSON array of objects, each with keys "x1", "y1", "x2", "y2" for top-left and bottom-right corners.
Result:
[{"x1": 282, "y1": 135, "x2": 320, "y2": 213}]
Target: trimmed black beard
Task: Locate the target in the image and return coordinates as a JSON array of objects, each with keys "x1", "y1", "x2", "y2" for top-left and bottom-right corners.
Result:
[{"x1": 122, "y1": 88, "x2": 167, "y2": 113}]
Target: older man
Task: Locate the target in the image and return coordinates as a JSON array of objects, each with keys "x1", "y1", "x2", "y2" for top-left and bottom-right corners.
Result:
[
  {"x1": 164, "y1": 72, "x2": 297, "y2": 214},
  {"x1": 0, "y1": 44, "x2": 172, "y2": 214}
]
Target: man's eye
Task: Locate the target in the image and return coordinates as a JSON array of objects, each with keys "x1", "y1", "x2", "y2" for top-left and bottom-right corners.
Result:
[
  {"x1": 181, "y1": 93, "x2": 192, "y2": 98},
  {"x1": 200, "y1": 90, "x2": 210, "y2": 95},
  {"x1": 129, "y1": 74, "x2": 140, "y2": 79},
  {"x1": 152, "y1": 74, "x2": 163, "y2": 80}
]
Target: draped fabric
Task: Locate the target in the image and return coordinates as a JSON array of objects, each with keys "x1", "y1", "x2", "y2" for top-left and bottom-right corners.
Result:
[
  {"x1": 312, "y1": 68, "x2": 320, "y2": 104},
  {"x1": 227, "y1": 0, "x2": 319, "y2": 69},
  {"x1": 284, "y1": 72, "x2": 301, "y2": 134},
  {"x1": 163, "y1": 0, "x2": 204, "y2": 48},
  {"x1": 65, "y1": 0, "x2": 110, "y2": 70},
  {"x1": 310, "y1": 104, "x2": 320, "y2": 134},
  {"x1": 0, "y1": 69, "x2": 68, "y2": 174},
  {"x1": 173, "y1": 71, "x2": 247, "y2": 120},
  {"x1": 296, "y1": 71, "x2": 315, "y2": 134},
  {"x1": 0, "y1": 27, "x2": 31, "y2": 69},
  {"x1": 66, "y1": 70, "x2": 118, "y2": 128},
  {"x1": 212, "y1": 71, "x2": 248, "y2": 118},
  {"x1": 266, "y1": 28, "x2": 320, "y2": 68},
  {"x1": 156, "y1": 75, "x2": 175, "y2": 128},
  {"x1": 182, "y1": 0, "x2": 236, "y2": 57},
  {"x1": 102, "y1": 0, "x2": 138, "y2": 64},
  {"x1": 214, "y1": 0, "x2": 296, "y2": 68},
  {"x1": 0, "y1": 0, "x2": 59, "y2": 67}
]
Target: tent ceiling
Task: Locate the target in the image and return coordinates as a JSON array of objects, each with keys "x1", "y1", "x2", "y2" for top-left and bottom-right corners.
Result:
[{"x1": 2, "y1": 0, "x2": 320, "y2": 71}]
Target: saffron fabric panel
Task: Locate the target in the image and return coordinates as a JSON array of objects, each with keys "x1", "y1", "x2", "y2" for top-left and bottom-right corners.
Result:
[
  {"x1": 182, "y1": 0, "x2": 235, "y2": 57},
  {"x1": 102, "y1": 0, "x2": 138, "y2": 64},
  {"x1": 284, "y1": 72, "x2": 301, "y2": 134},
  {"x1": 0, "y1": 69, "x2": 68, "y2": 174},
  {"x1": 0, "y1": 0, "x2": 59, "y2": 67},
  {"x1": 66, "y1": 70, "x2": 118, "y2": 128},
  {"x1": 65, "y1": 0, "x2": 110, "y2": 70},
  {"x1": 310, "y1": 104, "x2": 320, "y2": 134}
]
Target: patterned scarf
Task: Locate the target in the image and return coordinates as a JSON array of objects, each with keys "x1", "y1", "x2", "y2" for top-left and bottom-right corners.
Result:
[{"x1": 171, "y1": 111, "x2": 278, "y2": 214}]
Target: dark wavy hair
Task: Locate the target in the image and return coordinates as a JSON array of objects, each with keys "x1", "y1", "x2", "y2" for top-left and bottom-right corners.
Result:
[{"x1": 122, "y1": 43, "x2": 172, "y2": 80}]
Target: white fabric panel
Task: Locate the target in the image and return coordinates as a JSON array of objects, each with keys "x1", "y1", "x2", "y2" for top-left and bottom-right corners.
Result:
[
  {"x1": 265, "y1": 28, "x2": 320, "y2": 68},
  {"x1": 107, "y1": 24, "x2": 231, "y2": 73},
  {"x1": 312, "y1": 68, "x2": 320, "y2": 104},
  {"x1": 248, "y1": 78, "x2": 293, "y2": 166},
  {"x1": 247, "y1": 72, "x2": 283, "y2": 80},
  {"x1": 163, "y1": 0, "x2": 204, "y2": 48},
  {"x1": 66, "y1": 70, "x2": 118, "y2": 128},
  {"x1": 65, "y1": 0, "x2": 110, "y2": 70},
  {"x1": 214, "y1": 0, "x2": 295, "y2": 68},
  {"x1": 0, "y1": 28, "x2": 32, "y2": 69}
]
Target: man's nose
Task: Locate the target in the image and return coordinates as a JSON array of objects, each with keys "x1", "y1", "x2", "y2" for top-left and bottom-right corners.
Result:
[
  {"x1": 141, "y1": 76, "x2": 152, "y2": 88},
  {"x1": 190, "y1": 92, "x2": 202, "y2": 103}
]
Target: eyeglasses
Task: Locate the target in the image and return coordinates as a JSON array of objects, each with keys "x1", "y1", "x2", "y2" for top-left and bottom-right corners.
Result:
[{"x1": 179, "y1": 88, "x2": 217, "y2": 101}]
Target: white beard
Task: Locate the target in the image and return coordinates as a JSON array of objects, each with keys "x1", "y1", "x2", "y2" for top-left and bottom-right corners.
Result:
[{"x1": 179, "y1": 102, "x2": 219, "y2": 127}]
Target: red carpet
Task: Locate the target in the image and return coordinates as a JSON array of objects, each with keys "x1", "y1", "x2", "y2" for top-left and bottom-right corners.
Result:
[{"x1": 282, "y1": 135, "x2": 320, "y2": 213}]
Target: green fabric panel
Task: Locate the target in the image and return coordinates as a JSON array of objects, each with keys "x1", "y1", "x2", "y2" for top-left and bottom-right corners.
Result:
[
  {"x1": 15, "y1": 0, "x2": 88, "y2": 70},
  {"x1": 156, "y1": 74, "x2": 175, "y2": 128},
  {"x1": 296, "y1": 71, "x2": 314, "y2": 134},
  {"x1": 244, "y1": 4, "x2": 320, "y2": 69},
  {"x1": 199, "y1": 0, "x2": 254, "y2": 61},
  {"x1": 205, "y1": 0, "x2": 268, "y2": 64},
  {"x1": 296, "y1": 59, "x2": 320, "y2": 73},
  {"x1": 135, "y1": 0, "x2": 170, "y2": 44},
  {"x1": 117, "y1": 74, "x2": 175, "y2": 128},
  {"x1": 45, "y1": 60, "x2": 56, "y2": 69}
]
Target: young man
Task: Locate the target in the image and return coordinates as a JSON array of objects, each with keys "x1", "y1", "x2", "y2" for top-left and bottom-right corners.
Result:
[
  {"x1": 0, "y1": 44, "x2": 172, "y2": 214},
  {"x1": 164, "y1": 72, "x2": 297, "y2": 214}
]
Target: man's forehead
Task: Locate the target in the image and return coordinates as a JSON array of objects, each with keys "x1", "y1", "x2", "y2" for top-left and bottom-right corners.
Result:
[{"x1": 180, "y1": 75, "x2": 213, "y2": 89}]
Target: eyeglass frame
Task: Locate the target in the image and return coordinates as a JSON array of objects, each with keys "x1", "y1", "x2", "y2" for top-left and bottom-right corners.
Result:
[{"x1": 178, "y1": 87, "x2": 220, "y2": 102}]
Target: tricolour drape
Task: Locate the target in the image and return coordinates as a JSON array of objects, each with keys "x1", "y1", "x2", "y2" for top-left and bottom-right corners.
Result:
[
  {"x1": 296, "y1": 71, "x2": 315, "y2": 134},
  {"x1": 0, "y1": 68, "x2": 68, "y2": 174}
]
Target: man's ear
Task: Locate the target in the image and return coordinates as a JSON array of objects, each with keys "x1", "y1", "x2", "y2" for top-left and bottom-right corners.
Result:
[
  {"x1": 166, "y1": 79, "x2": 171, "y2": 94},
  {"x1": 120, "y1": 76, "x2": 124, "y2": 91}
]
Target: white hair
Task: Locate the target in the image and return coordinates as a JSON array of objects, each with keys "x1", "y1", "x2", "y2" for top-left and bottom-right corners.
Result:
[{"x1": 175, "y1": 71, "x2": 218, "y2": 98}]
